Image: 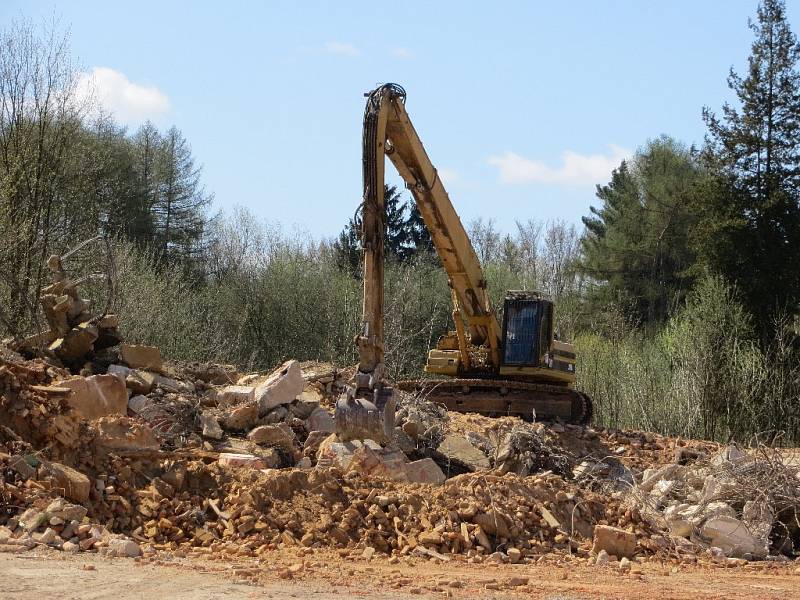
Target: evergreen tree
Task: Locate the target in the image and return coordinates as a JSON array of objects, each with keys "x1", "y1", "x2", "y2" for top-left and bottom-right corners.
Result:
[
  {"x1": 406, "y1": 202, "x2": 435, "y2": 255},
  {"x1": 154, "y1": 126, "x2": 211, "y2": 264},
  {"x1": 582, "y1": 137, "x2": 699, "y2": 325},
  {"x1": 701, "y1": 0, "x2": 800, "y2": 342},
  {"x1": 334, "y1": 184, "x2": 414, "y2": 274}
]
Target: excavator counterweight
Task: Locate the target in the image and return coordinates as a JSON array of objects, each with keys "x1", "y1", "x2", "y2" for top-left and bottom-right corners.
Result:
[{"x1": 335, "y1": 84, "x2": 592, "y2": 441}]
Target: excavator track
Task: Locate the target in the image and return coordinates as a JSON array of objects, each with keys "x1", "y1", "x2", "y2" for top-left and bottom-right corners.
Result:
[{"x1": 395, "y1": 378, "x2": 593, "y2": 425}]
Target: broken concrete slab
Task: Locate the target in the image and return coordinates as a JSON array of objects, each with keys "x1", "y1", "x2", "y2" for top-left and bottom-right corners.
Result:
[
  {"x1": 106, "y1": 537, "x2": 141, "y2": 557},
  {"x1": 120, "y1": 344, "x2": 162, "y2": 371},
  {"x1": 107, "y1": 364, "x2": 131, "y2": 381},
  {"x1": 41, "y1": 461, "x2": 90, "y2": 503},
  {"x1": 255, "y1": 360, "x2": 304, "y2": 412},
  {"x1": 125, "y1": 370, "x2": 156, "y2": 395},
  {"x1": 248, "y1": 423, "x2": 296, "y2": 452},
  {"x1": 8, "y1": 455, "x2": 36, "y2": 480},
  {"x1": 50, "y1": 323, "x2": 98, "y2": 362},
  {"x1": 437, "y1": 434, "x2": 490, "y2": 471},
  {"x1": 218, "y1": 453, "x2": 273, "y2": 470},
  {"x1": 346, "y1": 444, "x2": 409, "y2": 481},
  {"x1": 592, "y1": 524, "x2": 636, "y2": 559},
  {"x1": 223, "y1": 402, "x2": 259, "y2": 431},
  {"x1": 306, "y1": 407, "x2": 335, "y2": 433},
  {"x1": 200, "y1": 412, "x2": 223, "y2": 440},
  {"x1": 127, "y1": 394, "x2": 152, "y2": 415},
  {"x1": 153, "y1": 374, "x2": 194, "y2": 394},
  {"x1": 94, "y1": 416, "x2": 160, "y2": 452},
  {"x1": 404, "y1": 458, "x2": 446, "y2": 485},
  {"x1": 218, "y1": 385, "x2": 255, "y2": 408},
  {"x1": 701, "y1": 516, "x2": 767, "y2": 559},
  {"x1": 289, "y1": 399, "x2": 319, "y2": 419},
  {"x1": 316, "y1": 435, "x2": 381, "y2": 470},
  {"x1": 57, "y1": 373, "x2": 127, "y2": 420}
]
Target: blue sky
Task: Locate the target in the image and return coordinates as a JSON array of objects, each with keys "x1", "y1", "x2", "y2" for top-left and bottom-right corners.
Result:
[{"x1": 3, "y1": 1, "x2": 792, "y2": 238}]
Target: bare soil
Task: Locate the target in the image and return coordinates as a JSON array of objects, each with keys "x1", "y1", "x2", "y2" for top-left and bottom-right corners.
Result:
[{"x1": 3, "y1": 547, "x2": 799, "y2": 600}]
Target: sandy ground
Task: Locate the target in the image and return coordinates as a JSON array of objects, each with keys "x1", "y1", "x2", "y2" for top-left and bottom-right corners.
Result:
[{"x1": 2, "y1": 548, "x2": 799, "y2": 600}]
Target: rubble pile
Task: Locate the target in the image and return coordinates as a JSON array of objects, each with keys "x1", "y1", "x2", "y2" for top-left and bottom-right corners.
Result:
[
  {"x1": 1, "y1": 271, "x2": 798, "y2": 571},
  {"x1": 52, "y1": 457, "x2": 654, "y2": 562},
  {"x1": 14, "y1": 250, "x2": 121, "y2": 371},
  {"x1": 630, "y1": 444, "x2": 800, "y2": 560}
]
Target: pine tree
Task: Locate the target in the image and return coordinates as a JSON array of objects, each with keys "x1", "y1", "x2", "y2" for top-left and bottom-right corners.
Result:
[
  {"x1": 334, "y1": 184, "x2": 413, "y2": 274},
  {"x1": 582, "y1": 138, "x2": 699, "y2": 325},
  {"x1": 153, "y1": 126, "x2": 211, "y2": 264},
  {"x1": 701, "y1": 0, "x2": 800, "y2": 341},
  {"x1": 406, "y1": 202, "x2": 435, "y2": 255}
]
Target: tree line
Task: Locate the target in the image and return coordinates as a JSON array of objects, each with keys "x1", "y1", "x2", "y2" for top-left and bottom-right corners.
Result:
[
  {"x1": 582, "y1": 0, "x2": 800, "y2": 346},
  {"x1": 0, "y1": 20, "x2": 209, "y2": 335},
  {"x1": 1, "y1": 2, "x2": 799, "y2": 442}
]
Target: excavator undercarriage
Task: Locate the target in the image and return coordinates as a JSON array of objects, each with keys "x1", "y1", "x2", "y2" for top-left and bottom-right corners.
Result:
[{"x1": 395, "y1": 379, "x2": 593, "y2": 425}]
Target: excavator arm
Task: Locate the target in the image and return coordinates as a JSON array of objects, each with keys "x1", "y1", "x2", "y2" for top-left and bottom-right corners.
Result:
[
  {"x1": 336, "y1": 83, "x2": 503, "y2": 441},
  {"x1": 336, "y1": 84, "x2": 592, "y2": 440},
  {"x1": 360, "y1": 83, "x2": 503, "y2": 374}
]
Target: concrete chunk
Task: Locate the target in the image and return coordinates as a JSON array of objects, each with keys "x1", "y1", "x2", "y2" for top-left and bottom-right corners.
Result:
[
  {"x1": 200, "y1": 412, "x2": 223, "y2": 440},
  {"x1": 223, "y1": 402, "x2": 259, "y2": 430},
  {"x1": 592, "y1": 524, "x2": 636, "y2": 559},
  {"x1": 306, "y1": 407, "x2": 335, "y2": 433},
  {"x1": 437, "y1": 434, "x2": 490, "y2": 471},
  {"x1": 701, "y1": 516, "x2": 767, "y2": 559},
  {"x1": 404, "y1": 458, "x2": 446, "y2": 485},
  {"x1": 120, "y1": 343, "x2": 162, "y2": 371},
  {"x1": 248, "y1": 423, "x2": 296, "y2": 452},
  {"x1": 218, "y1": 385, "x2": 255, "y2": 408},
  {"x1": 94, "y1": 416, "x2": 160, "y2": 452},
  {"x1": 42, "y1": 462, "x2": 90, "y2": 503},
  {"x1": 255, "y1": 360, "x2": 304, "y2": 412},
  {"x1": 57, "y1": 374, "x2": 127, "y2": 419}
]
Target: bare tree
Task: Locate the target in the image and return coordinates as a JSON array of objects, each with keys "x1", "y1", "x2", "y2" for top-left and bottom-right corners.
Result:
[{"x1": 0, "y1": 19, "x2": 84, "y2": 333}]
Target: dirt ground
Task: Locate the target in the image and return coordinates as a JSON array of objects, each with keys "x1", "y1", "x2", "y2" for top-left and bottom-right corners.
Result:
[{"x1": 3, "y1": 548, "x2": 799, "y2": 600}]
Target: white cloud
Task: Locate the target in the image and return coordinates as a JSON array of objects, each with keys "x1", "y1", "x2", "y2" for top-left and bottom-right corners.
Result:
[
  {"x1": 488, "y1": 145, "x2": 630, "y2": 186},
  {"x1": 391, "y1": 47, "x2": 413, "y2": 59},
  {"x1": 325, "y1": 41, "x2": 359, "y2": 56},
  {"x1": 75, "y1": 67, "x2": 170, "y2": 124},
  {"x1": 438, "y1": 168, "x2": 460, "y2": 186}
]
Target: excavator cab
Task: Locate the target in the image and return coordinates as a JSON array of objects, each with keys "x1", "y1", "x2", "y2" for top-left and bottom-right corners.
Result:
[{"x1": 500, "y1": 292, "x2": 553, "y2": 368}]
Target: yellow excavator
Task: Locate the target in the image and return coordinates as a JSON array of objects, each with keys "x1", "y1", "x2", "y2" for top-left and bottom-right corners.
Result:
[{"x1": 335, "y1": 84, "x2": 592, "y2": 442}]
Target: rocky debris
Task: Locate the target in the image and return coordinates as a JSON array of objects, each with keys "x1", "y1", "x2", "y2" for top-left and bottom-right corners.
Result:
[
  {"x1": 17, "y1": 248, "x2": 121, "y2": 369},
  {"x1": 199, "y1": 412, "x2": 223, "y2": 440},
  {"x1": 3, "y1": 330, "x2": 795, "y2": 568},
  {"x1": 1, "y1": 492, "x2": 139, "y2": 557},
  {"x1": 56, "y1": 374, "x2": 127, "y2": 420},
  {"x1": 437, "y1": 434, "x2": 490, "y2": 471},
  {"x1": 631, "y1": 444, "x2": 800, "y2": 558},
  {"x1": 218, "y1": 385, "x2": 255, "y2": 408},
  {"x1": 93, "y1": 416, "x2": 160, "y2": 453},
  {"x1": 591, "y1": 524, "x2": 637, "y2": 559},
  {"x1": 255, "y1": 360, "x2": 305, "y2": 412},
  {"x1": 39, "y1": 461, "x2": 91, "y2": 503},
  {"x1": 120, "y1": 344, "x2": 162, "y2": 372}
]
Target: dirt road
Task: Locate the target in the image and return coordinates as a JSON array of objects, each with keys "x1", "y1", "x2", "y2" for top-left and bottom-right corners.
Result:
[{"x1": 2, "y1": 549, "x2": 799, "y2": 600}]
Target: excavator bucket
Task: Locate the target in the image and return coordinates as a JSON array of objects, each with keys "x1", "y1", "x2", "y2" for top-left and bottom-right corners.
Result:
[{"x1": 335, "y1": 385, "x2": 396, "y2": 443}]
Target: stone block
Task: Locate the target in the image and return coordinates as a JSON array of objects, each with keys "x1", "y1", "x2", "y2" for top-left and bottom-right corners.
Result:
[{"x1": 120, "y1": 344, "x2": 162, "y2": 371}]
